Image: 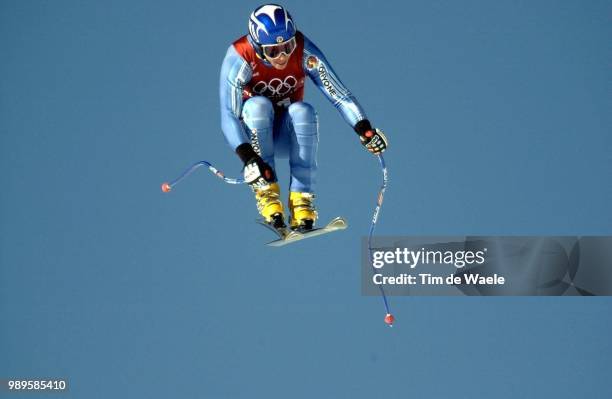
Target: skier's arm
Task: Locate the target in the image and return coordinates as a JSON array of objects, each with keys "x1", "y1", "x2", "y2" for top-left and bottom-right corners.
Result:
[
  {"x1": 302, "y1": 36, "x2": 366, "y2": 127},
  {"x1": 219, "y1": 45, "x2": 253, "y2": 151},
  {"x1": 219, "y1": 45, "x2": 276, "y2": 185},
  {"x1": 302, "y1": 36, "x2": 387, "y2": 154}
]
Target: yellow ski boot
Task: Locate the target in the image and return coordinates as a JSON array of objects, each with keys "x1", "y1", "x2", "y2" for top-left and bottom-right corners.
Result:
[
  {"x1": 255, "y1": 183, "x2": 286, "y2": 228},
  {"x1": 288, "y1": 191, "x2": 318, "y2": 231}
]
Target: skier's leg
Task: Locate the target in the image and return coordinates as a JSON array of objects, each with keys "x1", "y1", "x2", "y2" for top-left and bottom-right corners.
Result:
[
  {"x1": 286, "y1": 101, "x2": 319, "y2": 229},
  {"x1": 242, "y1": 96, "x2": 284, "y2": 226},
  {"x1": 287, "y1": 101, "x2": 318, "y2": 191},
  {"x1": 272, "y1": 112, "x2": 291, "y2": 159},
  {"x1": 242, "y1": 96, "x2": 276, "y2": 169}
]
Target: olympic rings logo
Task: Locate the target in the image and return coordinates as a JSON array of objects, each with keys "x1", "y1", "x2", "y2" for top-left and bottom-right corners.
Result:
[{"x1": 252, "y1": 75, "x2": 298, "y2": 97}]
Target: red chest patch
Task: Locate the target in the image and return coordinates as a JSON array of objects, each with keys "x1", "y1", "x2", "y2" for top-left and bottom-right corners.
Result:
[{"x1": 233, "y1": 33, "x2": 306, "y2": 107}]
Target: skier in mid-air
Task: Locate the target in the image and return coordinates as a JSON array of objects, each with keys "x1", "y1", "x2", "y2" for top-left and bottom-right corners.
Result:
[{"x1": 220, "y1": 4, "x2": 388, "y2": 231}]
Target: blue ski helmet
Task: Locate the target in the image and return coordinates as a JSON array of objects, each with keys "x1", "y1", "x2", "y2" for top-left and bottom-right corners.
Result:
[{"x1": 248, "y1": 4, "x2": 296, "y2": 46}]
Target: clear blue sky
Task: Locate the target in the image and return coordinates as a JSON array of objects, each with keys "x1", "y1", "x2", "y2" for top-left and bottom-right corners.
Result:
[{"x1": 1, "y1": 1, "x2": 611, "y2": 398}]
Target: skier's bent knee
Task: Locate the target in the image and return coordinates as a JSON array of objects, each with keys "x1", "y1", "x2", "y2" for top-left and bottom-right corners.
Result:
[{"x1": 243, "y1": 96, "x2": 274, "y2": 119}]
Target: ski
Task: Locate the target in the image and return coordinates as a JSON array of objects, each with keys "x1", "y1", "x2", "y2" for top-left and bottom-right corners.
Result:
[{"x1": 257, "y1": 217, "x2": 348, "y2": 247}]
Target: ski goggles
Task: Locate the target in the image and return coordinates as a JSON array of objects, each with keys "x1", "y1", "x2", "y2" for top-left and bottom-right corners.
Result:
[{"x1": 261, "y1": 37, "x2": 297, "y2": 59}]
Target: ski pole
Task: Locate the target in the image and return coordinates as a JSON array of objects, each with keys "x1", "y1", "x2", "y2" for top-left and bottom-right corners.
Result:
[
  {"x1": 368, "y1": 154, "x2": 394, "y2": 326},
  {"x1": 161, "y1": 160, "x2": 244, "y2": 193}
]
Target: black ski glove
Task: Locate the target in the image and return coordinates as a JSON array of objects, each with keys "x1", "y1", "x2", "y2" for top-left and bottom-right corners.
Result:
[
  {"x1": 236, "y1": 143, "x2": 276, "y2": 188},
  {"x1": 354, "y1": 119, "x2": 388, "y2": 155}
]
